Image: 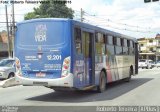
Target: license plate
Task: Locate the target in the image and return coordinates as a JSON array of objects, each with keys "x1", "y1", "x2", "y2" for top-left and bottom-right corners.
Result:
[
  {"x1": 36, "y1": 72, "x2": 46, "y2": 77},
  {"x1": 33, "y1": 82, "x2": 48, "y2": 86}
]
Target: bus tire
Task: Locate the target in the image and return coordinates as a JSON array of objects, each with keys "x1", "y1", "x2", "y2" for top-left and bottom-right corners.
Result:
[{"x1": 97, "y1": 71, "x2": 106, "y2": 93}]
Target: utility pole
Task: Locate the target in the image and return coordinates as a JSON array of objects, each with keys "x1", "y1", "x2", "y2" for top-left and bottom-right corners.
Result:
[
  {"x1": 80, "y1": 8, "x2": 84, "y2": 22},
  {"x1": 12, "y1": 0, "x2": 15, "y2": 57},
  {"x1": 12, "y1": 0, "x2": 15, "y2": 36},
  {"x1": 5, "y1": 5, "x2": 11, "y2": 57}
]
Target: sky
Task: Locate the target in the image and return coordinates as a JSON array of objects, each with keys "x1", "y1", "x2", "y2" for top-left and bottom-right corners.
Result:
[{"x1": 0, "y1": 0, "x2": 160, "y2": 38}]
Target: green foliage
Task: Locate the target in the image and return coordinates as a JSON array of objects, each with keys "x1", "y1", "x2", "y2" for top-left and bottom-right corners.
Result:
[{"x1": 24, "y1": 0, "x2": 74, "y2": 20}]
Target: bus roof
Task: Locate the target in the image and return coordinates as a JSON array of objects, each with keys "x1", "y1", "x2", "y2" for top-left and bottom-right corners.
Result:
[
  {"x1": 17, "y1": 18, "x2": 137, "y2": 42},
  {"x1": 17, "y1": 18, "x2": 70, "y2": 25}
]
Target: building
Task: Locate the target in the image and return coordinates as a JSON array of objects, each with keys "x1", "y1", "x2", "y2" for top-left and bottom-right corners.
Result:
[
  {"x1": 138, "y1": 34, "x2": 160, "y2": 62},
  {"x1": 155, "y1": 34, "x2": 160, "y2": 61},
  {"x1": 0, "y1": 30, "x2": 8, "y2": 43},
  {"x1": 0, "y1": 30, "x2": 14, "y2": 59}
]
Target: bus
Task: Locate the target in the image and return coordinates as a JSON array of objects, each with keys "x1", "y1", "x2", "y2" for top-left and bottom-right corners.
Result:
[{"x1": 15, "y1": 18, "x2": 138, "y2": 92}]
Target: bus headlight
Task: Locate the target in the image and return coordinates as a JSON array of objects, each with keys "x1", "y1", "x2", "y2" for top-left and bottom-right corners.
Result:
[
  {"x1": 61, "y1": 56, "x2": 70, "y2": 77},
  {"x1": 15, "y1": 57, "x2": 22, "y2": 76}
]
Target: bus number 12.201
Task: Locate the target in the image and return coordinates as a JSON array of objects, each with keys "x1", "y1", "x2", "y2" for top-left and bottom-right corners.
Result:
[{"x1": 47, "y1": 55, "x2": 62, "y2": 60}]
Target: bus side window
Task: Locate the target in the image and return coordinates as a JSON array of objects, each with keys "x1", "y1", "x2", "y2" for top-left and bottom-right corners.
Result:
[
  {"x1": 123, "y1": 39, "x2": 128, "y2": 55},
  {"x1": 115, "y1": 37, "x2": 123, "y2": 55},
  {"x1": 127, "y1": 40, "x2": 130, "y2": 47},
  {"x1": 106, "y1": 35, "x2": 115, "y2": 55},
  {"x1": 129, "y1": 40, "x2": 135, "y2": 55},
  {"x1": 127, "y1": 40, "x2": 130, "y2": 55},
  {"x1": 95, "y1": 33, "x2": 105, "y2": 55},
  {"x1": 95, "y1": 32, "x2": 105, "y2": 63},
  {"x1": 75, "y1": 28, "x2": 82, "y2": 55}
]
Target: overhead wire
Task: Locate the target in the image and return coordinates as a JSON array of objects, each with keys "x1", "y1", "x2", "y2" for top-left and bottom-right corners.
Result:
[
  {"x1": 84, "y1": 11, "x2": 151, "y2": 30},
  {"x1": 83, "y1": 10, "x2": 158, "y2": 34}
]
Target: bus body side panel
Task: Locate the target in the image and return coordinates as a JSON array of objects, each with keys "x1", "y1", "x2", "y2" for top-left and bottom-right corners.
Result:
[
  {"x1": 94, "y1": 60, "x2": 104, "y2": 85},
  {"x1": 115, "y1": 55, "x2": 135, "y2": 79}
]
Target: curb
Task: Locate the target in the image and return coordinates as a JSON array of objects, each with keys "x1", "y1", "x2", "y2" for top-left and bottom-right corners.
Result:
[{"x1": 0, "y1": 77, "x2": 21, "y2": 88}]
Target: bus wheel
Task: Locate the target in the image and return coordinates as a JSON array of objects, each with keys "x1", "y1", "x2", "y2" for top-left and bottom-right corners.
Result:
[{"x1": 97, "y1": 71, "x2": 106, "y2": 93}]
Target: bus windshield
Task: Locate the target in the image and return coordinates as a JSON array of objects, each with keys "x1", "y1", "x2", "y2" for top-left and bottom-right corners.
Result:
[{"x1": 17, "y1": 21, "x2": 66, "y2": 47}]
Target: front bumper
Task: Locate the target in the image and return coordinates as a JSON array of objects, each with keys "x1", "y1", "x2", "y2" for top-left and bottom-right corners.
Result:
[{"x1": 15, "y1": 73, "x2": 73, "y2": 88}]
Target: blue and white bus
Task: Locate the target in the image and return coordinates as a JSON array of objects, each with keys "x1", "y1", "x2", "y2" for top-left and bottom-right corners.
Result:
[{"x1": 15, "y1": 18, "x2": 138, "y2": 92}]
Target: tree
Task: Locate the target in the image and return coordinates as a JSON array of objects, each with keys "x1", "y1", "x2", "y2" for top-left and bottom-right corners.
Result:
[{"x1": 24, "y1": 0, "x2": 74, "y2": 20}]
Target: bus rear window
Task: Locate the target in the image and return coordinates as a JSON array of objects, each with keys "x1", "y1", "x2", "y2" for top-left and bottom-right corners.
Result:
[{"x1": 17, "y1": 21, "x2": 66, "y2": 47}]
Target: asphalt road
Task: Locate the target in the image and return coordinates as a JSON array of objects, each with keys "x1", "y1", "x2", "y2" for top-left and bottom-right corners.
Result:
[{"x1": 0, "y1": 68, "x2": 160, "y2": 111}]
